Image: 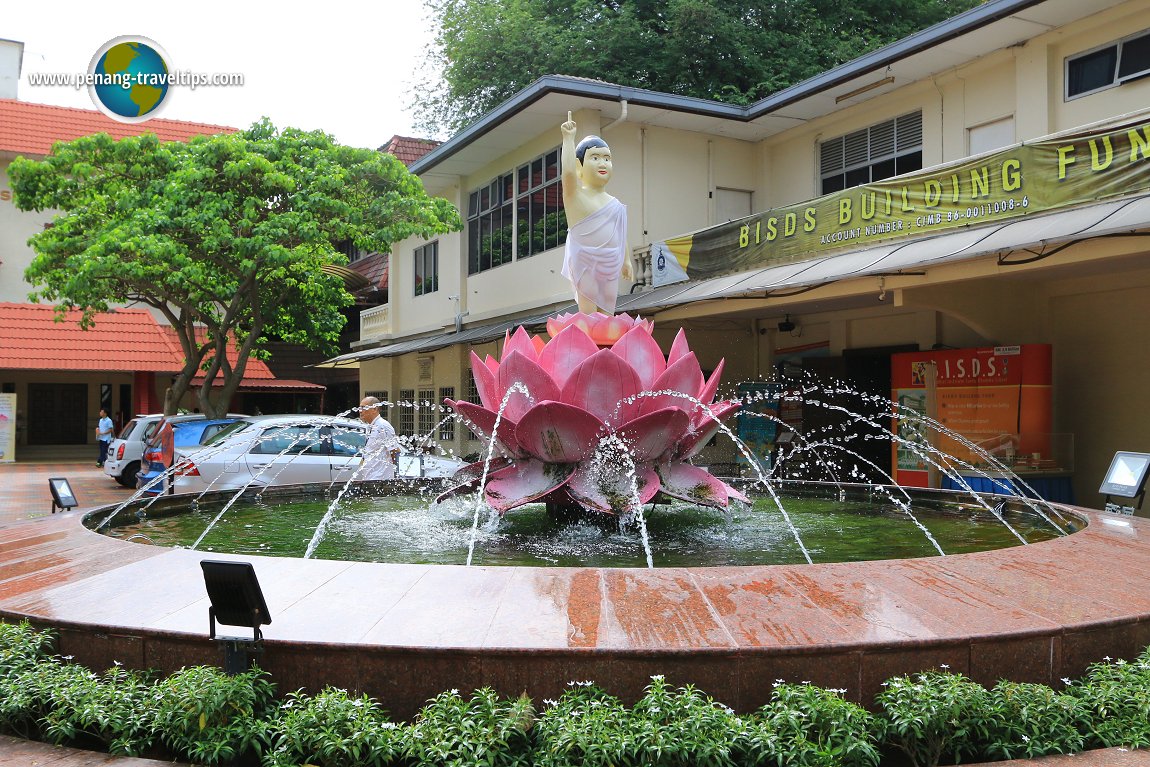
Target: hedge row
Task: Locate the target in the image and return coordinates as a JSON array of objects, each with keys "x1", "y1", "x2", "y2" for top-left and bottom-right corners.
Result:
[{"x1": 3, "y1": 621, "x2": 1149, "y2": 766}]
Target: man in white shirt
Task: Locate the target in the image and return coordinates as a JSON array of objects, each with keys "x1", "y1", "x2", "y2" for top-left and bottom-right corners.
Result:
[{"x1": 358, "y1": 396, "x2": 400, "y2": 480}]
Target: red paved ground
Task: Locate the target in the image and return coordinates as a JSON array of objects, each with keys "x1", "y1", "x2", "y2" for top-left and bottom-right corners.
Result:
[
  {"x1": 0, "y1": 459, "x2": 135, "y2": 525},
  {"x1": 2, "y1": 459, "x2": 1150, "y2": 764}
]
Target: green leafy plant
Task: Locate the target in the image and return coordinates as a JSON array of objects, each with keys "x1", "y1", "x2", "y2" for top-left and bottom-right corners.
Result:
[
  {"x1": 150, "y1": 665, "x2": 276, "y2": 765},
  {"x1": 628, "y1": 675, "x2": 747, "y2": 766},
  {"x1": 35, "y1": 662, "x2": 155, "y2": 756},
  {"x1": 533, "y1": 682, "x2": 635, "y2": 767},
  {"x1": 0, "y1": 622, "x2": 56, "y2": 738},
  {"x1": 981, "y1": 680, "x2": 1087, "y2": 760},
  {"x1": 1065, "y1": 649, "x2": 1150, "y2": 748},
  {"x1": 741, "y1": 681, "x2": 880, "y2": 767},
  {"x1": 403, "y1": 687, "x2": 535, "y2": 767},
  {"x1": 873, "y1": 668, "x2": 991, "y2": 767},
  {"x1": 263, "y1": 686, "x2": 404, "y2": 767}
]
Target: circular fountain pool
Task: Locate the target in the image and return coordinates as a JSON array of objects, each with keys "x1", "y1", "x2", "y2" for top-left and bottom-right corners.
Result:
[{"x1": 95, "y1": 484, "x2": 1073, "y2": 567}]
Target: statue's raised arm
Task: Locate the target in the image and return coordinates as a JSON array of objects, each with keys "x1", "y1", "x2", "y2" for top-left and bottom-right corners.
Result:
[{"x1": 560, "y1": 112, "x2": 632, "y2": 315}]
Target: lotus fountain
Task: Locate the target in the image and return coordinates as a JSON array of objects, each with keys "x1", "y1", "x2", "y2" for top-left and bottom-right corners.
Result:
[{"x1": 3, "y1": 310, "x2": 1148, "y2": 719}]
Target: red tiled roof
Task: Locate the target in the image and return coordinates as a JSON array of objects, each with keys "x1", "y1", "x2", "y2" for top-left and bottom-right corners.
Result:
[
  {"x1": 162, "y1": 327, "x2": 325, "y2": 392},
  {"x1": 0, "y1": 98, "x2": 236, "y2": 157},
  {"x1": 0, "y1": 302, "x2": 182, "y2": 371},
  {"x1": 351, "y1": 251, "x2": 389, "y2": 292},
  {"x1": 0, "y1": 302, "x2": 323, "y2": 392},
  {"x1": 381, "y1": 134, "x2": 439, "y2": 166}
]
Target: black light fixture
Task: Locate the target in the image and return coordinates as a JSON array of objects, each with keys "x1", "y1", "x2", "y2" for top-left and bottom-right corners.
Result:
[
  {"x1": 1099, "y1": 451, "x2": 1150, "y2": 515},
  {"x1": 48, "y1": 477, "x2": 78, "y2": 514},
  {"x1": 200, "y1": 560, "x2": 272, "y2": 674},
  {"x1": 777, "y1": 314, "x2": 796, "y2": 333}
]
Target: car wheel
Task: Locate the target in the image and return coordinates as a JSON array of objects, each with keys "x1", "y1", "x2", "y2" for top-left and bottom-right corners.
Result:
[{"x1": 116, "y1": 461, "x2": 140, "y2": 487}]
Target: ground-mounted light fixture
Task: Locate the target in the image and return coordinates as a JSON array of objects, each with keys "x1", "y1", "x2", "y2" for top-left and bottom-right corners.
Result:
[
  {"x1": 1099, "y1": 451, "x2": 1150, "y2": 515},
  {"x1": 48, "y1": 477, "x2": 78, "y2": 514},
  {"x1": 200, "y1": 559, "x2": 272, "y2": 674}
]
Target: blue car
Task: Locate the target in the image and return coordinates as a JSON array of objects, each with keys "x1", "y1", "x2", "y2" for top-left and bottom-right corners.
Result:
[{"x1": 137, "y1": 417, "x2": 244, "y2": 495}]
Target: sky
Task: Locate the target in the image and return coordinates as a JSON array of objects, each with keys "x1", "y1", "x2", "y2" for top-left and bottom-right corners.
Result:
[{"x1": 3, "y1": 2, "x2": 442, "y2": 148}]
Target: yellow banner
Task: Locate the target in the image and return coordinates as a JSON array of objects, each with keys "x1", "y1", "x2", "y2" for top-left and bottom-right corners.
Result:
[{"x1": 652, "y1": 117, "x2": 1150, "y2": 285}]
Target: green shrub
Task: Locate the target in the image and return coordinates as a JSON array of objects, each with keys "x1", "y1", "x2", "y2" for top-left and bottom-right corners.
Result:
[
  {"x1": 263, "y1": 687, "x2": 404, "y2": 767},
  {"x1": 628, "y1": 675, "x2": 747, "y2": 766},
  {"x1": 1065, "y1": 650, "x2": 1150, "y2": 748},
  {"x1": 150, "y1": 665, "x2": 276, "y2": 765},
  {"x1": 873, "y1": 669, "x2": 991, "y2": 767},
  {"x1": 980, "y1": 680, "x2": 1087, "y2": 760},
  {"x1": 740, "y1": 682, "x2": 880, "y2": 767},
  {"x1": 36, "y1": 662, "x2": 155, "y2": 756},
  {"x1": 402, "y1": 687, "x2": 535, "y2": 767},
  {"x1": 0, "y1": 621, "x2": 54, "y2": 672},
  {"x1": 536, "y1": 677, "x2": 747, "y2": 767},
  {"x1": 533, "y1": 682, "x2": 636, "y2": 767}
]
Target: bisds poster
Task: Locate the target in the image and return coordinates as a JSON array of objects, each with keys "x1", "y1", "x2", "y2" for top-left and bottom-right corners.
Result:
[{"x1": 890, "y1": 345, "x2": 1052, "y2": 486}]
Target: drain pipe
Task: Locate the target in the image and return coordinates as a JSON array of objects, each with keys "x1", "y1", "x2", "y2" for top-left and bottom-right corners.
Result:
[{"x1": 603, "y1": 99, "x2": 629, "y2": 132}]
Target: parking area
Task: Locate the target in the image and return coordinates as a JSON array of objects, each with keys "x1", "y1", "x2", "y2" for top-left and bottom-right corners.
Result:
[{"x1": 0, "y1": 449, "x2": 135, "y2": 524}]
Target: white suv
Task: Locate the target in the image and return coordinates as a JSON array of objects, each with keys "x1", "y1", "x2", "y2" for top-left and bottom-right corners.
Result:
[{"x1": 103, "y1": 413, "x2": 245, "y2": 487}]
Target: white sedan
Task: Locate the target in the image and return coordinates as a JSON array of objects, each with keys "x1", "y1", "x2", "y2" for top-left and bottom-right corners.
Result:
[{"x1": 170, "y1": 415, "x2": 464, "y2": 493}]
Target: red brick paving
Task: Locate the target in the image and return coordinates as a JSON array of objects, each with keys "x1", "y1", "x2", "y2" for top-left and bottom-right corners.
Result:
[
  {"x1": 0, "y1": 461, "x2": 135, "y2": 525},
  {"x1": 0, "y1": 735, "x2": 189, "y2": 766}
]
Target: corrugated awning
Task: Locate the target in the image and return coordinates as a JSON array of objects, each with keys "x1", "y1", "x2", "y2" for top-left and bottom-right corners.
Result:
[
  {"x1": 318, "y1": 192, "x2": 1150, "y2": 367},
  {"x1": 613, "y1": 193, "x2": 1150, "y2": 314},
  {"x1": 315, "y1": 308, "x2": 566, "y2": 368}
]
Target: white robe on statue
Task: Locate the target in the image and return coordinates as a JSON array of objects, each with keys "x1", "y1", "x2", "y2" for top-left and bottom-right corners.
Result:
[{"x1": 561, "y1": 196, "x2": 627, "y2": 314}]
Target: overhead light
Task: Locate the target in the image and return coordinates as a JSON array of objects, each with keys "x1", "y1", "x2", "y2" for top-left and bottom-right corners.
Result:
[
  {"x1": 777, "y1": 314, "x2": 796, "y2": 333},
  {"x1": 835, "y1": 76, "x2": 896, "y2": 103}
]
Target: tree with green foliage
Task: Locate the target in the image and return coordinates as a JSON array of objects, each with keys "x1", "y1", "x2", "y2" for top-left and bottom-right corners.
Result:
[
  {"x1": 411, "y1": 0, "x2": 982, "y2": 135},
  {"x1": 11, "y1": 120, "x2": 461, "y2": 417}
]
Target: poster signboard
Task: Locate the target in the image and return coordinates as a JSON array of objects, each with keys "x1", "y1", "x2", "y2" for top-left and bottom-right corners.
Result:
[
  {"x1": 0, "y1": 393, "x2": 15, "y2": 463},
  {"x1": 652, "y1": 117, "x2": 1150, "y2": 286},
  {"x1": 890, "y1": 345, "x2": 1052, "y2": 486}
]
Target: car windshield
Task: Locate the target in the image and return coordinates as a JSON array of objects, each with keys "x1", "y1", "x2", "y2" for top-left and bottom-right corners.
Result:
[
  {"x1": 202, "y1": 420, "x2": 252, "y2": 446},
  {"x1": 117, "y1": 419, "x2": 139, "y2": 440}
]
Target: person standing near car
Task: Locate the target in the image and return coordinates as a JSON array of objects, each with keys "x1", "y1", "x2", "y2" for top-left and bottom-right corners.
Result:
[
  {"x1": 358, "y1": 396, "x2": 400, "y2": 480},
  {"x1": 96, "y1": 408, "x2": 114, "y2": 467}
]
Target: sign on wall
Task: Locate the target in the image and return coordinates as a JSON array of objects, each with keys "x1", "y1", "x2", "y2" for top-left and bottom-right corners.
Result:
[
  {"x1": 889, "y1": 345, "x2": 1052, "y2": 487},
  {"x1": 652, "y1": 117, "x2": 1150, "y2": 286},
  {"x1": 0, "y1": 393, "x2": 15, "y2": 463}
]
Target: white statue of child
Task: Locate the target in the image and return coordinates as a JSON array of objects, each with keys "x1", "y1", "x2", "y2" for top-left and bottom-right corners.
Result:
[{"x1": 560, "y1": 111, "x2": 633, "y2": 315}]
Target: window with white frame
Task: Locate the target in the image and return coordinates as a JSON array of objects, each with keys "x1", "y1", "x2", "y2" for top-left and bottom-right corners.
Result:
[
  {"x1": 465, "y1": 369, "x2": 481, "y2": 441},
  {"x1": 467, "y1": 148, "x2": 567, "y2": 274},
  {"x1": 1066, "y1": 29, "x2": 1150, "y2": 99},
  {"x1": 417, "y1": 388, "x2": 436, "y2": 437},
  {"x1": 398, "y1": 389, "x2": 415, "y2": 437},
  {"x1": 439, "y1": 386, "x2": 455, "y2": 441},
  {"x1": 364, "y1": 389, "x2": 389, "y2": 421},
  {"x1": 414, "y1": 241, "x2": 438, "y2": 296},
  {"x1": 819, "y1": 112, "x2": 923, "y2": 194}
]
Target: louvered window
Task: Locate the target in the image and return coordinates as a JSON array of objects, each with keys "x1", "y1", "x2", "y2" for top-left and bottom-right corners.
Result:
[{"x1": 819, "y1": 112, "x2": 923, "y2": 194}]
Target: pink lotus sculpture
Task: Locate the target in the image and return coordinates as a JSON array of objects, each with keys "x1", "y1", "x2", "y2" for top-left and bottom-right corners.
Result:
[{"x1": 441, "y1": 313, "x2": 745, "y2": 516}]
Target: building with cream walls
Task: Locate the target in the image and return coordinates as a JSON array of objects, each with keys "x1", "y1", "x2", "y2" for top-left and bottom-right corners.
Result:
[{"x1": 332, "y1": 0, "x2": 1150, "y2": 507}]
